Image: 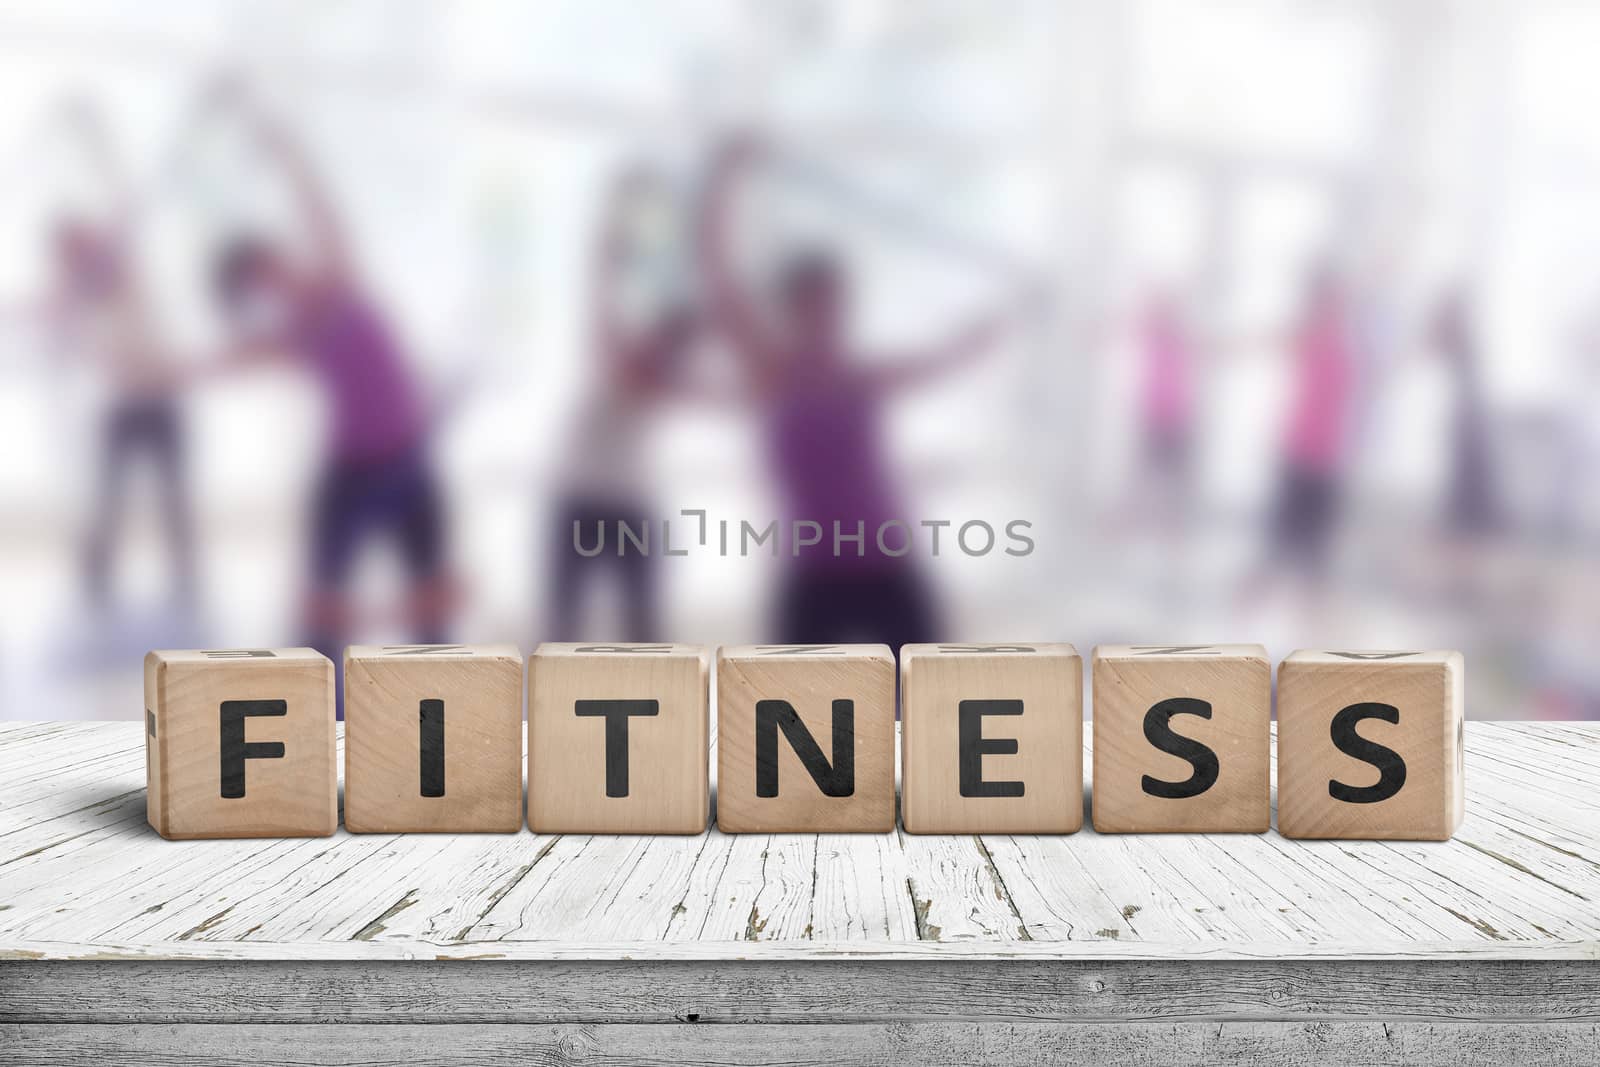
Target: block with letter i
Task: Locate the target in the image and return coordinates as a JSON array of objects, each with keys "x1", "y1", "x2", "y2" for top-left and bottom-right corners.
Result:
[
  {"x1": 344, "y1": 644, "x2": 524, "y2": 833},
  {"x1": 1092, "y1": 645, "x2": 1271, "y2": 833},
  {"x1": 528, "y1": 644, "x2": 710, "y2": 834},
  {"x1": 717, "y1": 644, "x2": 895, "y2": 833},
  {"x1": 1277, "y1": 649, "x2": 1465, "y2": 841},
  {"x1": 900, "y1": 644, "x2": 1083, "y2": 834},
  {"x1": 144, "y1": 648, "x2": 335, "y2": 840}
]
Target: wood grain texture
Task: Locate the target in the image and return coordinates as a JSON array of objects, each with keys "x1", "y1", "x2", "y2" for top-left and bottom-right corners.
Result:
[
  {"x1": 900, "y1": 643, "x2": 1082, "y2": 834},
  {"x1": 1092, "y1": 644, "x2": 1270, "y2": 833},
  {"x1": 1, "y1": 721, "x2": 1597, "y2": 962},
  {"x1": 143, "y1": 649, "x2": 335, "y2": 840},
  {"x1": 716, "y1": 645, "x2": 896, "y2": 833},
  {"x1": 528, "y1": 644, "x2": 709, "y2": 834},
  {"x1": 1, "y1": 1021, "x2": 1596, "y2": 1066},
  {"x1": 1278, "y1": 650, "x2": 1465, "y2": 841},
  {"x1": 344, "y1": 644, "x2": 523, "y2": 834},
  {"x1": 6, "y1": 959, "x2": 1599, "y2": 1023}
]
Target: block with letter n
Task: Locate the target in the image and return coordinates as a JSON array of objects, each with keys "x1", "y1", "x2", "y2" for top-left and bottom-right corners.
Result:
[
  {"x1": 716, "y1": 644, "x2": 895, "y2": 833},
  {"x1": 1277, "y1": 649, "x2": 1465, "y2": 841},
  {"x1": 143, "y1": 648, "x2": 335, "y2": 840}
]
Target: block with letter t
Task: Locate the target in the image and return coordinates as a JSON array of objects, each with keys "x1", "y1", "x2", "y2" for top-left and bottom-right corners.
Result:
[
  {"x1": 900, "y1": 644, "x2": 1083, "y2": 834},
  {"x1": 716, "y1": 644, "x2": 896, "y2": 833},
  {"x1": 344, "y1": 644, "x2": 524, "y2": 833},
  {"x1": 143, "y1": 648, "x2": 335, "y2": 840},
  {"x1": 1091, "y1": 644, "x2": 1271, "y2": 833},
  {"x1": 1277, "y1": 649, "x2": 1465, "y2": 840},
  {"x1": 528, "y1": 643, "x2": 710, "y2": 834}
]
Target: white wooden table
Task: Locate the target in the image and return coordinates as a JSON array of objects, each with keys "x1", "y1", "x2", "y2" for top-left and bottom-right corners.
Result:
[{"x1": 1, "y1": 720, "x2": 1597, "y2": 1064}]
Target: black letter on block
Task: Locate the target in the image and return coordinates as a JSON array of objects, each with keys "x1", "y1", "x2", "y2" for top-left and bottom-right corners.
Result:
[
  {"x1": 420, "y1": 699, "x2": 446, "y2": 797},
  {"x1": 959, "y1": 699, "x2": 1025, "y2": 798},
  {"x1": 756, "y1": 700, "x2": 854, "y2": 797},
  {"x1": 219, "y1": 700, "x2": 287, "y2": 798},
  {"x1": 1141, "y1": 698, "x2": 1220, "y2": 799},
  {"x1": 1329, "y1": 702, "x2": 1407, "y2": 803},
  {"x1": 575, "y1": 700, "x2": 660, "y2": 797}
]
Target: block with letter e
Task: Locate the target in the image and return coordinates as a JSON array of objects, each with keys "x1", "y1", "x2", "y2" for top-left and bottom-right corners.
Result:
[
  {"x1": 143, "y1": 648, "x2": 335, "y2": 840},
  {"x1": 1278, "y1": 649, "x2": 1465, "y2": 841},
  {"x1": 900, "y1": 644, "x2": 1083, "y2": 834},
  {"x1": 1092, "y1": 644, "x2": 1270, "y2": 833},
  {"x1": 717, "y1": 644, "x2": 895, "y2": 833},
  {"x1": 528, "y1": 643, "x2": 710, "y2": 834},
  {"x1": 344, "y1": 644, "x2": 524, "y2": 833}
]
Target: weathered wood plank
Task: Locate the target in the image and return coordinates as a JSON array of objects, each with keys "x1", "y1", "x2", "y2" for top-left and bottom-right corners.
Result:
[
  {"x1": 897, "y1": 829, "x2": 1026, "y2": 941},
  {"x1": 3, "y1": 1020, "x2": 1597, "y2": 1066},
  {"x1": 9, "y1": 936, "x2": 1594, "y2": 962},
  {"x1": 4, "y1": 960, "x2": 1598, "y2": 1024}
]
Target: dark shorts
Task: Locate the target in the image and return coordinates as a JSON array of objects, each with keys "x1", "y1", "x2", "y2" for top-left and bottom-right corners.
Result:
[
  {"x1": 311, "y1": 446, "x2": 444, "y2": 587},
  {"x1": 1270, "y1": 465, "x2": 1340, "y2": 571},
  {"x1": 776, "y1": 566, "x2": 941, "y2": 648},
  {"x1": 1144, "y1": 422, "x2": 1192, "y2": 477},
  {"x1": 546, "y1": 492, "x2": 658, "y2": 642}
]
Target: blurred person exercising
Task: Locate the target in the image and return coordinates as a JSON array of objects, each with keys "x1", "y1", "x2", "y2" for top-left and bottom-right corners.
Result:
[
  {"x1": 201, "y1": 91, "x2": 450, "y2": 694},
  {"x1": 699, "y1": 135, "x2": 1020, "y2": 647},
  {"x1": 547, "y1": 165, "x2": 698, "y2": 641},
  {"x1": 21, "y1": 102, "x2": 196, "y2": 613},
  {"x1": 1134, "y1": 286, "x2": 1199, "y2": 500},
  {"x1": 1243, "y1": 261, "x2": 1357, "y2": 606},
  {"x1": 1429, "y1": 284, "x2": 1500, "y2": 540}
]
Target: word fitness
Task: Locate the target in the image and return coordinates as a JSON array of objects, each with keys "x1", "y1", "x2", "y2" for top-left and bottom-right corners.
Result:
[{"x1": 142, "y1": 643, "x2": 1464, "y2": 842}]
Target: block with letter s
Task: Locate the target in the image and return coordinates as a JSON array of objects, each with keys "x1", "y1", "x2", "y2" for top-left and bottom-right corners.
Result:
[{"x1": 1277, "y1": 649, "x2": 1465, "y2": 841}]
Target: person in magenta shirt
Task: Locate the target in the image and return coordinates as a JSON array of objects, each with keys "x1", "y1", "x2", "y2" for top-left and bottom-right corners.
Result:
[
  {"x1": 202, "y1": 91, "x2": 450, "y2": 705},
  {"x1": 1265, "y1": 262, "x2": 1355, "y2": 582},
  {"x1": 698, "y1": 136, "x2": 1023, "y2": 647}
]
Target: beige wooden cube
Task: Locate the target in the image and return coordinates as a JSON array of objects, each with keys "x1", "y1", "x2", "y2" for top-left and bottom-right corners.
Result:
[
  {"x1": 717, "y1": 644, "x2": 895, "y2": 833},
  {"x1": 1278, "y1": 649, "x2": 1465, "y2": 841},
  {"x1": 1092, "y1": 644, "x2": 1270, "y2": 834},
  {"x1": 144, "y1": 648, "x2": 335, "y2": 840},
  {"x1": 344, "y1": 644, "x2": 524, "y2": 834},
  {"x1": 900, "y1": 644, "x2": 1082, "y2": 834},
  {"x1": 528, "y1": 643, "x2": 709, "y2": 834}
]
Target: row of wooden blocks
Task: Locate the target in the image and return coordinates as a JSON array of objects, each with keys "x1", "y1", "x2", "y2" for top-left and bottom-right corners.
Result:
[{"x1": 143, "y1": 643, "x2": 1465, "y2": 841}]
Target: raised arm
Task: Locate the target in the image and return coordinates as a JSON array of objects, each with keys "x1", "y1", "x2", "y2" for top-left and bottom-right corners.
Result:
[
  {"x1": 61, "y1": 98, "x2": 138, "y2": 239},
  {"x1": 863, "y1": 292, "x2": 1032, "y2": 394},
  {"x1": 589, "y1": 166, "x2": 653, "y2": 372},
  {"x1": 214, "y1": 86, "x2": 351, "y2": 282},
  {"x1": 696, "y1": 134, "x2": 783, "y2": 383}
]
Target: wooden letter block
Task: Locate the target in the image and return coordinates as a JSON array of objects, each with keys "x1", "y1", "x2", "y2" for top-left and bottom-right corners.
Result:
[
  {"x1": 1278, "y1": 649, "x2": 1465, "y2": 841},
  {"x1": 144, "y1": 648, "x2": 335, "y2": 840},
  {"x1": 528, "y1": 643, "x2": 709, "y2": 834},
  {"x1": 900, "y1": 644, "x2": 1083, "y2": 834},
  {"x1": 344, "y1": 644, "x2": 523, "y2": 834},
  {"x1": 717, "y1": 644, "x2": 895, "y2": 833},
  {"x1": 1092, "y1": 645, "x2": 1270, "y2": 833}
]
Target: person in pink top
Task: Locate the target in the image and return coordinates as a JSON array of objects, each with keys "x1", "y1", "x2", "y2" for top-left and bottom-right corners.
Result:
[
  {"x1": 199, "y1": 89, "x2": 451, "y2": 707},
  {"x1": 1264, "y1": 261, "x2": 1355, "y2": 581},
  {"x1": 1130, "y1": 285, "x2": 1200, "y2": 520}
]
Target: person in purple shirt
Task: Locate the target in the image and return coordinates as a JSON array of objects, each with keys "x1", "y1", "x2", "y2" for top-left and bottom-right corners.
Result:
[
  {"x1": 698, "y1": 135, "x2": 1023, "y2": 647},
  {"x1": 201, "y1": 92, "x2": 450, "y2": 697}
]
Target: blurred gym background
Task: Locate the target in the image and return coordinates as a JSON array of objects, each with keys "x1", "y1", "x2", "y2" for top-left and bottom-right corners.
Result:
[{"x1": 1, "y1": 0, "x2": 1595, "y2": 720}]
